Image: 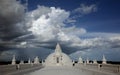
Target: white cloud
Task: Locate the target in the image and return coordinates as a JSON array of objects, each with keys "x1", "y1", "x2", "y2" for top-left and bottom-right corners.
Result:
[
  {"x1": 66, "y1": 4, "x2": 97, "y2": 24},
  {"x1": 26, "y1": 6, "x2": 86, "y2": 42},
  {"x1": 62, "y1": 26, "x2": 86, "y2": 35},
  {"x1": 74, "y1": 4, "x2": 97, "y2": 15}
]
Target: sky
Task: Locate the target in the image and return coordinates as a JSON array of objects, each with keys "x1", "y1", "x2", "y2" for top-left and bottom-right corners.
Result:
[{"x1": 0, "y1": 0, "x2": 120, "y2": 61}]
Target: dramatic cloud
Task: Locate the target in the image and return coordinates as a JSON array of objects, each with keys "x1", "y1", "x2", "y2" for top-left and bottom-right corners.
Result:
[
  {"x1": 0, "y1": 0, "x2": 26, "y2": 41},
  {"x1": 0, "y1": 1, "x2": 120, "y2": 61},
  {"x1": 70, "y1": 47, "x2": 120, "y2": 61},
  {"x1": 69, "y1": 33, "x2": 120, "y2": 61}
]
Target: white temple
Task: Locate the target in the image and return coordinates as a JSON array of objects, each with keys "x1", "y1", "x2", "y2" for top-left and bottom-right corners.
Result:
[
  {"x1": 102, "y1": 55, "x2": 107, "y2": 64},
  {"x1": 34, "y1": 56, "x2": 40, "y2": 64},
  {"x1": 11, "y1": 55, "x2": 16, "y2": 65},
  {"x1": 78, "y1": 56, "x2": 83, "y2": 64},
  {"x1": 45, "y1": 43, "x2": 72, "y2": 67}
]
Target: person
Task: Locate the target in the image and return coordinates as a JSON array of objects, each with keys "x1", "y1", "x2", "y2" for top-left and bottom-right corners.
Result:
[
  {"x1": 98, "y1": 64, "x2": 102, "y2": 70},
  {"x1": 16, "y1": 64, "x2": 20, "y2": 70}
]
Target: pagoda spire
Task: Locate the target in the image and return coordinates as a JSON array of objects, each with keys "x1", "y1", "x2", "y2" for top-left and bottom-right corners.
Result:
[
  {"x1": 55, "y1": 43, "x2": 62, "y2": 56},
  {"x1": 55, "y1": 43, "x2": 62, "y2": 52},
  {"x1": 78, "y1": 56, "x2": 83, "y2": 63},
  {"x1": 102, "y1": 55, "x2": 107, "y2": 64},
  {"x1": 11, "y1": 55, "x2": 16, "y2": 65}
]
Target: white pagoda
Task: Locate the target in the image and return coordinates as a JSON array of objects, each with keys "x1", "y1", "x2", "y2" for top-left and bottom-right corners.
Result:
[
  {"x1": 78, "y1": 56, "x2": 83, "y2": 64},
  {"x1": 28, "y1": 58, "x2": 31, "y2": 64},
  {"x1": 86, "y1": 58, "x2": 89, "y2": 64},
  {"x1": 45, "y1": 43, "x2": 72, "y2": 67},
  {"x1": 11, "y1": 55, "x2": 16, "y2": 65},
  {"x1": 20, "y1": 60, "x2": 24, "y2": 64},
  {"x1": 93, "y1": 59, "x2": 97, "y2": 64},
  {"x1": 34, "y1": 56, "x2": 40, "y2": 64},
  {"x1": 102, "y1": 55, "x2": 107, "y2": 64}
]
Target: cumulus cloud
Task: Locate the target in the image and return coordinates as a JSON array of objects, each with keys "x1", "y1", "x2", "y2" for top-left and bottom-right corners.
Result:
[{"x1": 26, "y1": 6, "x2": 86, "y2": 43}]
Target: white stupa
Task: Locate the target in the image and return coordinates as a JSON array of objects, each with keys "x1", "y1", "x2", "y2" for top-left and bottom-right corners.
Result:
[
  {"x1": 45, "y1": 43, "x2": 72, "y2": 67},
  {"x1": 102, "y1": 55, "x2": 107, "y2": 64},
  {"x1": 29, "y1": 43, "x2": 91, "y2": 75},
  {"x1": 28, "y1": 58, "x2": 31, "y2": 64},
  {"x1": 34, "y1": 56, "x2": 40, "y2": 64},
  {"x1": 93, "y1": 59, "x2": 97, "y2": 64},
  {"x1": 42, "y1": 60, "x2": 45, "y2": 65},
  {"x1": 20, "y1": 60, "x2": 24, "y2": 64},
  {"x1": 11, "y1": 55, "x2": 16, "y2": 65},
  {"x1": 86, "y1": 58, "x2": 89, "y2": 64},
  {"x1": 72, "y1": 60, "x2": 75, "y2": 64},
  {"x1": 78, "y1": 56, "x2": 83, "y2": 64}
]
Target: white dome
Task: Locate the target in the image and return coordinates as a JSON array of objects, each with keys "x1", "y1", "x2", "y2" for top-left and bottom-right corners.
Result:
[
  {"x1": 45, "y1": 43, "x2": 72, "y2": 67},
  {"x1": 45, "y1": 52, "x2": 72, "y2": 66}
]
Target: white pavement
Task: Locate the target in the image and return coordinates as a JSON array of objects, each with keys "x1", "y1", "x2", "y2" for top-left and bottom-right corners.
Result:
[{"x1": 27, "y1": 66, "x2": 90, "y2": 75}]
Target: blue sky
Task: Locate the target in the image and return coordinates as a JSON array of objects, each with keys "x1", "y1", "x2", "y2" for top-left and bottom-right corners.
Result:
[{"x1": 0, "y1": 0, "x2": 120, "y2": 61}]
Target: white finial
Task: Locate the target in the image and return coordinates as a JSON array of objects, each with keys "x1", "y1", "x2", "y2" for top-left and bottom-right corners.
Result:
[
  {"x1": 11, "y1": 55, "x2": 16, "y2": 65},
  {"x1": 78, "y1": 56, "x2": 83, "y2": 63},
  {"x1": 86, "y1": 58, "x2": 89, "y2": 64},
  {"x1": 34, "y1": 56, "x2": 40, "y2": 64},
  {"x1": 20, "y1": 60, "x2": 24, "y2": 64},
  {"x1": 93, "y1": 59, "x2": 97, "y2": 64},
  {"x1": 102, "y1": 55, "x2": 107, "y2": 64},
  {"x1": 28, "y1": 58, "x2": 31, "y2": 64}
]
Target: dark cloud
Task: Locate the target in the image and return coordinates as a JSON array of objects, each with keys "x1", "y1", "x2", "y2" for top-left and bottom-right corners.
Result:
[{"x1": 0, "y1": 0, "x2": 27, "y2": 41}]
